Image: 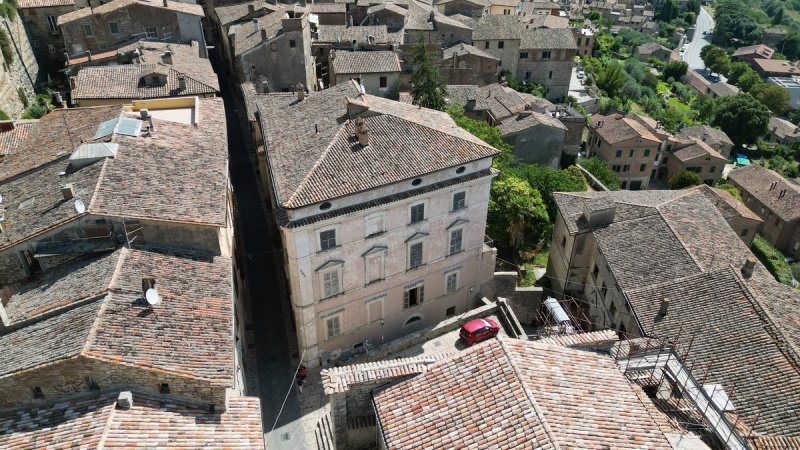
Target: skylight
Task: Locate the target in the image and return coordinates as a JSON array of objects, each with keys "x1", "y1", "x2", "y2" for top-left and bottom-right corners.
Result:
[
  {"x1": 94, "y1": 118, "x2": 118, "y2": 139},
  {"x1": 18, "y1": 197, "x2": 35, "y2": 210}
]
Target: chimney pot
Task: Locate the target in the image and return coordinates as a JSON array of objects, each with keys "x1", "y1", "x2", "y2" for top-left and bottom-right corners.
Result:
[
  {"x1": 162, "y1": 0, "x2": 167, "y2": 7},
  {"x1": 261, "y1": 28, "x2": 268, "y2": 41},
  {"x1": 742, "y1": 256, "x2": 757, "y2": 279},
  {"x1": 658, "y1": 297, "x2": 669, "y2": 317},
  {"x1": 60, "y1": 184, "x2": 75, "y2": 200},
  {"x1": 248, "y1": 3, "x2": 255, "y2": 13},
  {"x1": 177, "y1": 74, "x2": 186, "y2": 90},
  {"x1": 85, "y1": 50, "x2": 92, "y2": 62},
  {"x1": 117, "y1": 391, "x2": 133, "y2": 410},
  {"x1": 296, "y1": 83, "x2": 306, "y2": 101}
]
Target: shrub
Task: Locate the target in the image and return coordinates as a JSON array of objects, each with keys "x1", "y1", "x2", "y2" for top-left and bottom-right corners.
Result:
[
  {"x1": 751, "y1": 235, "x2": 794, "y2": 285},
  {"x1": 668, "y1": 169, "x2": 701, "y2": 189},
  {"x1": 577, "y1": 157, "x2": 622, "y2": 190},
  {"x1": 0, "y1": 28, "x2": 13, "y2": 65},
  {"x1": 17, "y1": 87, "x2": 27, "y2": 107},
  {"x1": 0, "y1": 109, "x2": 9, "y2": 120}
]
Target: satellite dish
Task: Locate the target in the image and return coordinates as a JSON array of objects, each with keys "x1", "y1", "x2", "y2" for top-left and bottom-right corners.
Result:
[
  {"x1": 74, "y1": 199, "x2": 86, "y2": 214},
  {"x1": 145, "y1": 288, "x2": 160, "y2": 306}
]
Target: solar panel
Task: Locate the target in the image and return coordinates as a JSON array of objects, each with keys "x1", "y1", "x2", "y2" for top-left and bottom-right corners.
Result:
[
  {"x1": 115, "y1": 117, "x2": 143, "y2": 137},
  {"x1": 94, "y1": 118, "x2": 118, "y2": 139}
]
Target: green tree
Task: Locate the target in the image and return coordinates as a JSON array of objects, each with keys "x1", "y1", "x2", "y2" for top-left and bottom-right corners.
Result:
[
  {"x1": 519, "y1": 164, "x2": 588, "y2": 217},
  {"x1": 727, "y1": 61, "x2": 761, "y2": 92},
  {"x1": 596, "y1": 62, "x2": 627, "y2": 97},
  {"x1": 446, "y1": 104, "x2": 515, "y2": 170},
  {"x1": 658, "y1": 0, "x2": 676, "y2": 21},
  {"x1": 711, "y1": 93, "x2": 772, "y2": 148},
  {"x1": 751, "y1": 83, "x2": 791, "y2": 114},
  {"x1": 772, "y1": 7, "x2": 784, "y2": 24},
  {"x1": 668, "y1": 169, "x2": 701, "y2": 189},
  {"x1": 0, "y1": 109, "x2": 9, "y2": 120},
  {"x1": 578, "y1": 157, "x2": 622, "y2": 190},
  {"x1": 713, "y1": 0, "x2": 762, "y2": 46},
  {"x1": 692, "y1": 95, "x2": 716, "y2": 122},
  {"x1": 782, "y1": 33, "x2": 800, "y2": 60},
  {"x1": 737, "y1": 70, "x2": 763, "y2": 93},
  {"x1": 662, "y1": 61, "x2": 688, "y2": 80},
  {"x1": 716, "y1": 182, "x2": 742, "y2": 200},
  {"x1": 487, "y1": 176, "x2": 551, "y2": 253},
  {"x1": 701, "y1": 45, "x2": 730, "y2": 76},
  {"x1": 410, "y1": 39, "x2": 446, "y2": 110},
  {"x1": 657, "y1": 105, "x2": 685, "y2": 133}
]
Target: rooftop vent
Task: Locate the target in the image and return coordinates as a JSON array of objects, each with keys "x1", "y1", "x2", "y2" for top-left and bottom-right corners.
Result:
[
  {"x1": 354, "y1": 117, "x2": 369, "y2": 147},
  {"x1": 177, "y1": 74, "x2": 186, "y2": 91},
  {"x1": 161, "y1": 50, "x2": 173, "y2": 65},
  {"x1": 741, "y1": 256, "x2": 757, "y2": 279},
  {"x1": 253, "y1": 17, "x2": 260, "y2": 33},
  {"x1": 296, "y1": 83, "x2": 306, "y2": 101},
  {"x1": 60, "y1": 184, "x2": 75, "y2": 200},
  {"x1": 117, "y1": 391, "x2": 133, "y2": 410}
]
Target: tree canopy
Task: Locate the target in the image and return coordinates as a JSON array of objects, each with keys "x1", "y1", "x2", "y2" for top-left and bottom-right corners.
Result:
[
  {"x1": 662, "y1": 61, "x2": 688, "y2": 80},
  {"x1": 410, "y1": 39, "x2": 446, "y2": 110},
  {"x1": 487, "y1": 177, "x2": 551, "y2": 253},
  {"x1": 700, "y1": 45, "x2": 731, "y2": 76},
  {"x1": 751, "y1": 83, "x2": 791, "y2": 115},
  {"x1": 596, "y1": 62, "x2": 627, "y2": 97},
  {"x1": 518, "y1": 164, "x2": 588, "y2": 217},
  {"x1": 668, "y1": 169, "x2": 701, "y2": 189},
  {"x1": 711, "y1": 93, "x2": 772, "y2": 148},
  {"x1": 578, "y1": 157, "x2": 622, "y2": 190}
]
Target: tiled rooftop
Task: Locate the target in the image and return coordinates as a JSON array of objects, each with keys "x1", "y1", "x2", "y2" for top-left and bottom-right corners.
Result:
[
  {"x1": 72, "y1": 64, "x2": 218, "y2": 100},
  {"x1": 458, "y1": 14, "x2": 521, "y2": 40},
  {"x1": 442, "y1": 42, "x2": 498, "y2": 61},
  {"x1": 768, "y1": 116, "x2": 800, "y2": 139},
  {"x1": 58, "y1": 0, "x2": 204, "y2": 26},
  {"x1": 320, "y1": 352, "x2": 452, "y2": 394},
  {"x1": 0, "y1": 121, "x2": 37, "y2": 157},
  {"x1": 230, "y1": 11, "x2": 286, "y2": 56},
  {"x1": 0, "y1": 247, "x2": 235, "y2": 383},
  {"x1": 331, "y1": 50, "x2": 401, "y2": 74},
  {"x1": 672, "y1": 139, "x2": 725, "y2": 162},
  {"x1": 728, "y1": 164, "x2": 800, "y2": 222},
  {"x1": 590, "y1": 113, "x2": 662, "y2": 144},
  {"x1": 315, "y1": 24, "x2": 392, "y2": 44},
  {"x1": 499, "y1": 111, "x2": 567, "y2": 135},
  {"x1": 521, "y1": 27, "x2": 576, "y2": 50},
  {"x1": 692, "y1": 184, "x2": 762, "y2": 222},
  {"x1": 16, "y1": 0, "x2": 73, "y2": 6},
  {"x1": 0, "y1": 98, "x2": 229, "y2": 249},
  {"x1": 373, "y1": 337, "x2": 673, "y2": 449},
  {"x1": 214, "y1": 0, "x2": 288, "y2": 27},
  {"x1": 733, "y1": 44, "x2": 775, "y2": 59},
  {"x1": 257, "y1": 81, "x2": 498, "y2": 209},
  {"x1": 0, "y1": 392, "x2": 264, "y2": 449},
  {"x1": 554, "y1": 189, "x2": 800, "y2": 435},
  {"x1": 679, "y1": 124, "x2": 733, "y2": 148}
]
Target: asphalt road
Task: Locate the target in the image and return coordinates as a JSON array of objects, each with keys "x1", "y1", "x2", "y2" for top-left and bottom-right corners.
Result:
[{"x1": 683, "y1": 7, "x2": 714, "y2": 71}]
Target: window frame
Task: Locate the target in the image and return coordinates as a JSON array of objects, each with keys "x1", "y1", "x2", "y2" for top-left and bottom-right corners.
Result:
[
  {"x1": 409, "y1": 202, "x2": 426, "y2": 224},
  {"x1": 498, "y1": 40, "x2": 505, "y2": 49},
  {"x1": 403, "y1": 282, "x2": 425, "y2": 309},
  {"x1": 408, "y1": 241, "x2": 424, "y2": 270},
  {"x1": 542, "y1": 51, "x2": 551, "y2": 59},
  {"x1": 362, "y1": 246, "x2": 387, "y2": 284},
  {"x1": 379, "y1": 76, "x2": 388, "y2": 88},
  {"x1": 324, "y1": 314, "x2": 342, "y2": 340},
  {"x1": 318, "y1": 226, "x2": 338, "y2": 252},
  {"x1": 448, "y1": 227, "x2": 464, "y2": 255},
  {"x1": 108, "y1": 21, "x2": 120, "y2": 34},
  {"x1": 452, "y1": 191, "x2": 467, "y2": 211},
  {"x1": 364, "y1": 213, "x2": 385, "y2": 238},
  {"x1": 46, "y1": 15, "x2": 58, "y2": 32},
  {"x1": 144, "y1": 26, "x2": 158, "y2": 39},
  {"x1": 445, "y1": 270, "x2": 459, "y2": 295},
  {"x1": 83, "y1": 24, "x2": 94, "y2": 37},
  {"x1": 317, "y1": 261, "x2": 344, "y2": 299}
]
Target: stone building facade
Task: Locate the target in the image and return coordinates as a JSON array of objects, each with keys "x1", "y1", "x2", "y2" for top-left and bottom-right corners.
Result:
[
  {"x1": 17, "y1": 0, "x2": 83, "y2": 74},
  {"x1": 57, "y1": 0, "x2": 205, "y2": 60},
  {"x1": 517, "y1": 28, "x2": 576, "y2": 101}
]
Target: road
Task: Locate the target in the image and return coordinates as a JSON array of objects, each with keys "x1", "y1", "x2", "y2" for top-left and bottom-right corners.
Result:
[
  {"x1": 683, "y1": 7, "x2": 714, "y2": 71},
  {"x1": 208, "y1": 49, "x2": 311, "y2": 450}
]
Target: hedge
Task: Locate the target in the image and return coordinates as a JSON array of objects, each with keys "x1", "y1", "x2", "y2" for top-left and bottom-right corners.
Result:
[{"x1": 750, "y1": 235, "x2": 794, "y2": 286}]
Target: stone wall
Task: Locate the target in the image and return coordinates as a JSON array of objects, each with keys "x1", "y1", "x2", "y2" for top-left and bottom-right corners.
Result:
[
  {"x1": 0, "y1": 15, "x2": 39, "y2": 118},
  {"x1": 19, "y1": 4, "x2": 75, "y2": 75},
  {"x1": 0, "y1": 251, "x2": 27, "y2": 285},
  {"x1": 0, "y1": 355, "x2": 228, "y2": 411},
  {"x1": 481, "y1": 271, "x2": 543, "y2": 325}
]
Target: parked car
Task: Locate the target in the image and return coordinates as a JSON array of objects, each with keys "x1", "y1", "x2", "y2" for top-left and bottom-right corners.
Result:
[
  {"x1": 577, "y1": 70, "x2": 585, "y2": 79},
  {"x1": 459, "y1": 318, "x2": 500, "y2": 345}
]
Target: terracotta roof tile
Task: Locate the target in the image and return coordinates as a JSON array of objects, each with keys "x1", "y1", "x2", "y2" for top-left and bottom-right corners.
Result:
[
  {"x1": 321, "y1": 353, "x2": 452, "y2": 394},
  {"x1": 672, "y1": 139, "x2": 725, "y2": 162},
  {"x1": 499, "y1": 111, "x2": 567, "y2": 135},
  {"x1": 73, "y1": 64, "x2": 218, "y2": 100},
  {"x1": 374, "y1": 338, "x2": 673, "y2": 449},
  {"x1": 257, "y1": 82, "x2": 498, "y2": 208},
  {"x1": 0, "y1": 120, "x2": 37, "y2": 156},
  {"x1": 679, "y1": 124, "x2": 733, "y2": 148},
  {"x1": 521, "y1": 27, "x2": 576, "y2": 50},
  {"x1": 0, "y1": 392, "x2": 264, "y2": 449},
  {"x1": 16, "y1": 0, "x2": 74, "y2": 6},
  {"x1": 442, "y1": 42, "x2": 498, "y2": 61},
  {"x1": 590, "y1": 113, "x2": 662, "y2": 144}
]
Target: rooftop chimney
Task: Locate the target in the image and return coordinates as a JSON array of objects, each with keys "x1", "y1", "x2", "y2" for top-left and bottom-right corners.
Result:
[
  {"x1": 741, "y1": 256, "x2": 757, "y2": 279},
  {"x1": 582, "y1": 195, "x2": 616, "y2": 227},
  {"x1": 253, "y1": 18, "x2": 260, "y2": 33},
  {"x1": 354, "y1": 117, "x2": 369, "y2": 147},
  {"x1": 60, "y1": 184, "x2": 75, "y2": 200},
  {"x1": 85, "y1": 50, "x2": 92, "y2": 62},
  {"x1": 261, "y1": 28, "x2": 268, "y2": 42},
  {"x1": 658, "y1": 297, "x2": 669, "y2": 317},
  {"x1": 162, "y1": 0, "x2": 167, "y2": 7},
  {"x1": 296, "y1": 83, "x2": 306, "y2": 101},
  {"x1": 177, "y1": 73, "x2": 186, "y2": 90},
  {"x1": 117, "y1": 391, "x2": 133, "y2": 410},
  {"x1": 248, "y1": 3, "x2": 255, "y2": 13},
  {"x1": 161, "y1": 50, "x2": 172, "y2": 65},
  {"x1": 780, "y1": 188, "x2": 787, "y2": 199}
]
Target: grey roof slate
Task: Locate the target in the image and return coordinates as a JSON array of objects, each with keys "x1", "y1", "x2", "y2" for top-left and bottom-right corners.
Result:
[
  {"x1": 461, "y1": 14, "x2": 521, "y2": 40},
  {"x1": 672, "y1": 140, "x2": 724, "y2": 162},
  {"x1": 679, "y1": 125, "x2": 733, "y2": 148},
  {"x1": 520, "y1": 27, "x2": 577, "y2": 50},
  {"x1": 331, "y1": 50, "x2": 401, "y2": 74},
  {"x1": 257, "y1": 81, "x2": 498, "y2": 208},
  {"x1": 728, "y1": 164, "x2": 800, "y2": 222},
  {"x1": 442, "y1": 42, "x2": 499, "y2": 61},
  {"x1": 316, "y1": 25, "x2": 392, "y2": 44},
  {"x1": 72, "y1": 63, "x2": 218, "y2": 100},
  {"x1": 499, "y1": 111, "x2": 567, "y2": 135}
]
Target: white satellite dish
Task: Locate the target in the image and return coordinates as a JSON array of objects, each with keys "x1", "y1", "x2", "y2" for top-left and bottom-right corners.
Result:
[
  {"x1": 145, "y1": 288, "x2": 160, "y2": 306},
  {"x1": 0, "y1": 193, "x2": 4, "y2": 203},
  {"x1": 74, "y1": 199, "x2": 86, "y2": 214}
]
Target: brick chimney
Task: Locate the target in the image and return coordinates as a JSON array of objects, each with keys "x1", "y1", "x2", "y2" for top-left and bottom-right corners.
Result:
[
  {"x1": 354, "y1": 117, "x2": 369, "y2": 146},
  {"x1": 658, "y1": 297, "x2": 669, "y2": 317},
  {"x1": 741, "y1": 256, "x2": 757, "y2": 279}
]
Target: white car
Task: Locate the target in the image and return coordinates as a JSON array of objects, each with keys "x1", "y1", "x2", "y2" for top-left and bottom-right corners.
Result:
[
  {"x1": 680, "y1": 44, "x2": 688, "y2": 52},
  {"x1": 577, "y1": 70, "x2": 585, "y2": 79}
]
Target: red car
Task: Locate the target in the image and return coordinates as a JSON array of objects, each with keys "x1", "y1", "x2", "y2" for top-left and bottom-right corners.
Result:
[{"x1": 459, "y1": 318, "x2": 500, "y2": 345}]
